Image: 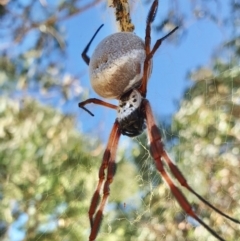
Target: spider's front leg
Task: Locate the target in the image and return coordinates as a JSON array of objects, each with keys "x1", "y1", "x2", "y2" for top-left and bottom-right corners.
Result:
[
  {"x1": 89, "y1": 121, "x2": 121, "y2": 241},
  {"x1": 138, "y1": 0, "x2": 158, "y2": 96},
  {"x1": 79, "y1": 98, "x2": 117, "y2": 116},
  {"x1": 138, "y1": 0, "x2": 178, "y2": 97}
]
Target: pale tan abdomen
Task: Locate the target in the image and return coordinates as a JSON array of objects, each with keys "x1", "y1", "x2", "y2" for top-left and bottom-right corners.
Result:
[{"x1": 89, "y1": 32, "x2": 145, "y2": 99}]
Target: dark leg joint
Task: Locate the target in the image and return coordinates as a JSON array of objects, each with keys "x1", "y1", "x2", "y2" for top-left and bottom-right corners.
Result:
[{"x1": 150, "y1": 125, "x2": 162, "y2": 142}]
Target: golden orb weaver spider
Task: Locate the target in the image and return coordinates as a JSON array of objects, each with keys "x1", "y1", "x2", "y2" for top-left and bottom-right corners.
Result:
[{"x1": 79, "y1": 0, "x2": 240, "y2": 240}]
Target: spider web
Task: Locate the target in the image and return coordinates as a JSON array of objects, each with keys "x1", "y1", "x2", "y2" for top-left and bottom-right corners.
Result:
[
  {"x1": 2, "y1": 1, "x2": 240, "y2": 241},
  {"x1": 75, "y1": 2, "x2": 240, "y2": 241},
  {"x1": 42, "y1": 2, "x2": 239, "y2": 241},
  {"x1": 101, "y1": 68, "x2": 240, "y2": 241}
]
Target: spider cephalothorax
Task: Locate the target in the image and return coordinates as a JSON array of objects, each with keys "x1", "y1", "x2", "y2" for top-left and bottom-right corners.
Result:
[
  {"x1": 117, "y1": 89, "x2": 146, "y2": 137},
  {"x1": 79, "y1": 1, "x2": 240, "y2": 241}
]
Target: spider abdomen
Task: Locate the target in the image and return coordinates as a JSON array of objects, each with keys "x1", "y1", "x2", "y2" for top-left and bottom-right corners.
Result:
[{"x1": 89, "y1": 32, "x2": 145, "y2": 99}]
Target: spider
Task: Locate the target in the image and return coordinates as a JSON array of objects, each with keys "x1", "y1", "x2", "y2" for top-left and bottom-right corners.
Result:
[{"x1": 79, "y1": 1, "x2": 240, "y2": 240}]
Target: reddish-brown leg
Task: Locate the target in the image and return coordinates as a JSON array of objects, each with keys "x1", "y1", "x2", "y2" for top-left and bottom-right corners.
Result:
[
  {"x1": 143, "y1": 99, "x2": 227, "y2": 241},
  {"x1": 138, "y1": 0, "x2": 178, "y2": 97},
  {"x1": 149, "y1": 26, "x2": 178, "y2": 58},
  {"x1": 162, "y1": 150, "x2": 240, "y2": 224},
  {"x1": 89, "y1": 121, "x2": 121, "y2": 241},
  {"x1": 143, "y1": 99, "x2": 240, "y2": 224},
  {"x1": 138, "y1": 0, "x2": 158, "y2": 96},
  {"x1": 79, "y1": 98, "x2": 117, "y2": 116}
]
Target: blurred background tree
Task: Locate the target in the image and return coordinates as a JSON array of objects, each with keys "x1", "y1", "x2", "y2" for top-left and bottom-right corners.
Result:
[{"x1": 0, "y1": 0, "x2": 239, "y2": 241}]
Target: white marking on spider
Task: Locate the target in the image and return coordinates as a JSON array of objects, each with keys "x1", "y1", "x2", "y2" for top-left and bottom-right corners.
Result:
[{"x1": 117, "y1": 89, "x2": 143, "y2": 121}]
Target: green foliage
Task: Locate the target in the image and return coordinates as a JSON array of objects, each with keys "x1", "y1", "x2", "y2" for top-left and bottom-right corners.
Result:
[
  {"x1": 0, "y1": 96, "x2": 97, "y2": 240},
  {"x1": 0, "y1": 96, "x2": 141, "y2": 241},
  {"x1": 171, "y1": 65, "x2": 240, "y2": 240},
  {"x1": 1, "y1": 0, "x2": 240, "y2": 241},
  {"x1": 108, "y1": 16, "x2": 240, "y2": 240},
  {"x1": 0, "y1": 0, "x2": 100, "y2": 96},
  {"x1": 126, "y1": 60, "x2": 240, "y2": 241}
]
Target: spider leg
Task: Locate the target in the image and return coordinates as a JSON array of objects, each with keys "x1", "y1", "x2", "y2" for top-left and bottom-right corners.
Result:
[
  {"x1": 79, "y1": 98, "x2": 117, "y2": 116},
  {"x1": 138, "y1": 0, "x2": 158, "y2": 97},
  {"x1": 145, "y1": 0, "x2": 158, "y2": 54},
  {"x1": 89, "y1": 121, "x2": 121, "y2": 241},
  {"x1": 143, "y1": 100, "x2": 240, "y2": 225},
  {"x1": 143, "y1": 99, "x2": 227, "y2": 241},
  {"x1": 138, "y1": 0, "x2": 178, "y2": 97},
  {"x1": 82, "y1": 24, "x2": 104, "y2": 65},
  {"x1": 147, "y1": 26, "x2": 178, "y2": 62},
  {"x1": 162, "y1": 150, "x2": 240, "y2": 224}
]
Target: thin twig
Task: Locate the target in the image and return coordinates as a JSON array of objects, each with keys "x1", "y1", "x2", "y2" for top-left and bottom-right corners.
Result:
[
  {"x1": 14, "y1": 0, "x2": 102, "y2": 43},
  {"x1": 110, "y1": 0, "x2": 134, "y2": 32}
]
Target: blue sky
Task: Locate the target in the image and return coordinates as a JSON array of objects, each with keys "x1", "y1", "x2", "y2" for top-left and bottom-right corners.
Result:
[
  {"x1": 62, "y1": 0, "x2": 231, "y2": 140},
  {"x1": 4, "y1": 1, "x2": 234, "y2": 240}
]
